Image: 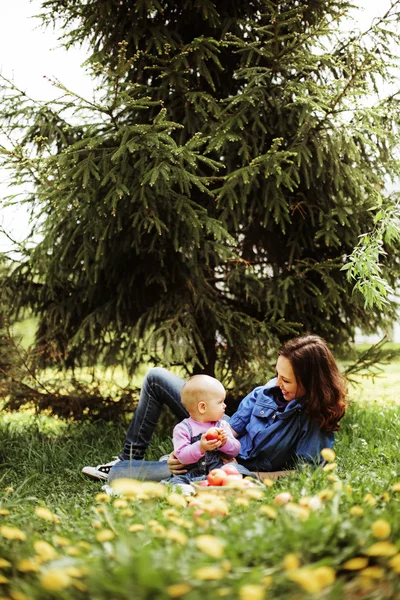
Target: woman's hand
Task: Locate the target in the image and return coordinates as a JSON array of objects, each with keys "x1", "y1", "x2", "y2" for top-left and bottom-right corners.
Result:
[{"x1": 167, "y1": 452, "x2": 188, "y2": 475}]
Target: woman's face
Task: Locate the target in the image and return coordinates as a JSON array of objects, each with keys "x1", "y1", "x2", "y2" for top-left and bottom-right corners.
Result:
[{"x1": 275, "y1": 355, "x2": 305, "y2": 402}]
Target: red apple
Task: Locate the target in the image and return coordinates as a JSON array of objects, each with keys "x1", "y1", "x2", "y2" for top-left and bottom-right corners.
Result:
[
  {"x1": 220, "y1": 463, "x2": 240, "y2": 475},
  {"x1": 197, "y1": 480, "x2": 209, "y2": 487},
  {"x1": 207, "y1": 468, "x2": 228, "y2": 486},
  {"x1": 205, "y1": 427, "x2": 221, "y2": 441}
]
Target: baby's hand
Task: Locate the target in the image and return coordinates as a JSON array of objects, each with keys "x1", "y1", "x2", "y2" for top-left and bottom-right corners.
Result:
[
  {"x1": 200, "y1": 434, "x2": 222, "y2": 453},
  {"x1": 217, "y1": 428, "x2": 228, "y2": 446}
]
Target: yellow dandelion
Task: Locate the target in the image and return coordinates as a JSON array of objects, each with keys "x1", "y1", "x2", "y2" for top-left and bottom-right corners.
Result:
[
  {"x1": 95, "y1": 492, "x2": 111, "y2": 503},
  {"x1": 262, "y1": 478, "x2": 274, "y2": 487},
  {"x1": 163, "y1": 508, "x2": 180, "y2": 519},
  {"x1": 77, "y1": 541, "x2": 92, "y2": 550},
  {"x1": 323, "y1": 462, "x2": 337, "y2": 472},
  {"x1": 221, "y1": 560, "x2": 232, "y2": 572},
  {"x1": 193, "y1": 566, "x2": 225, "y2": 580},
  {"x1": 216, "y1": 588, "x2": 231, "y2": 597},
  {"x1": 34, "y1": 540, "x2": 58, "y2": 561},
  {"x1": 128, "y1": 524, "x2": 145, "y2": 533},
  {"x1": 365, "y1": 542, "x2": 397, "y2": 557},
  {"x1": 0, "y1": 509, "x2": 10, "y2": 516},
  {"x1": 167, "y1": 493, "x2": 187, "y2": 509},
  {"x1": 261, "y1": 575, "x2": 273, "y2": 588},
  {"x1": 91, "y1": 520, "x2": 101, "y2": 529},
  {"x1": 244, "y1": 488, "x2": 265, "y2": 501},
  {"x1": 388, "y1": 553, "x2": 400, "y2": 573},
  {"x1": 363, "y1": 493, "x2": 377, "y2": 506},
  {"x1": 167, "y1": 583, "x2": 192, "y2": 597},
  {"x1": 34, "y1": 506, "x2": 60, "y2": 523},
  {"x1": 314, "y1": 566, "x2": 335, "y2": 587},
  {"x1": 72, "y1": 580, "x2": 89, "y2": 592},
  {"x1": 0, "y1": 525, "x2": 26, "y2": 541},
  {"x1": 349, "y1": 505, "x2": 364, "y2": 517},
  {"x1": 321, "y1": 448, "x2": 336, "y2": 462},
  {"x1": 165, "y1": 529, "x2": 188, "y2": 546},
  {"x1": 381, "y1": 492, "x2": 390, "y2": 502},
  {"x1": 140, "y1": 482, "x2": 166, "y2": 499},
  {"x1": 40, "y1": 569, "x2": 71, "y2": 591},
  {"x1": 371, "y1": 519, "x2": 391, "y2": 539},
  {"x1": 360, "y1": 566, "x2": 385, "y2": 579},
  {"x1": 283, "y1": 553, "x2": 301, "y2": 571},
  {"x1": 345, "y1": 485, "x2": 353, "y2": 494},
  {"x1": 259, "y1": 505, "x2": 277, "y2": 519},
  {"x1": 53, "y1": 535, "x2": 71, "y2": 546},
  {"x1": 95, "y1": 506, "x2": 105, "y2": 514},
  {"x1": 343, "y1": 557, "x2": 369, "y2": 570},
  {"x1": 0, "y1": 574, "x2": 10, "y2": 584},
  {"x1": 235, "y1": 498, "x2": 250, "y2": 508},
  {"x1": 65, "y1": 546, "x2": 81, "y2": 556},
  {"x1": 148, "y1": 520, "x2": 167, "y2": 536},
  {"x1": 238, "y1": 584, "x2": 265, "y2": 600},
  {"x1": 0, "y1": 558, "x2": 11, "y2": 568},
  {"x1": 17, "y1": 558, "x2": 40, "y2": 573},
  {"x1": 121, "y1": 508, "x2": 135, "y2": 517},
  {"x1": 195, "y1": 535, "x2": 225, "y2": 559},
  {"x1": 96, "y1": 529, "x2": 115, "y2": 543},
  {"x1": 110, "y1": 478, "x2": 142, "y2": 499},
  {"x1": 288, "y1": 566, "x2": 335, "y2": 593},
  {"x1": 284, "y1": 502, "x2": 310, "y2": 521},
  {"x1": 113, "y1": 499, "x2": 128, "y2": 509},
  {"x1": 4, "y1": 488, "x2": 14, "y2": 493},
  {"x1": 327, "y1": 474, "x2": 339, "y2": 482},
  {"x1": 391, "y1": 482, "x2": 400, "y2": 493}
]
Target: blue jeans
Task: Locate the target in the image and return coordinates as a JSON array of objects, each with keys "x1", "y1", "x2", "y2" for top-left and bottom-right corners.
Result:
[{"x1": 110, "y1": 367, "x2": 187, "y2": 482}]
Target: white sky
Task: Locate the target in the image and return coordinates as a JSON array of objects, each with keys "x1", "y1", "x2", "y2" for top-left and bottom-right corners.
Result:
[{"x1": 0, "y1": 0, "x2": 396, "y2": 253}]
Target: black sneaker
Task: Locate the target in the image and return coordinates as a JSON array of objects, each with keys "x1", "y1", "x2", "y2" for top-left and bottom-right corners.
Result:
[{"x1": 81, "y1": 458, "x2": 120, "y2": 481}]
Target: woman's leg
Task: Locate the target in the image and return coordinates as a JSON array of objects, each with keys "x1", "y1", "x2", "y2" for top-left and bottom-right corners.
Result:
[
  {"x1": 109, "y1": 459, "x2": 171, "y2": 482},
  {"x1": 119, "y1": 367, "x2": 187, "y2": 460}
]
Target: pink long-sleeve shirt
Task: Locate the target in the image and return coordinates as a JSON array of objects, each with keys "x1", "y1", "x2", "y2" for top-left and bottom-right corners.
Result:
[{"x1": 173, "y1": 417, "x2": 241, "y2": 465}]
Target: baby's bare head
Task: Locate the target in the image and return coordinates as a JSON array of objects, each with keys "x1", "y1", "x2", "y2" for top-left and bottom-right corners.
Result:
[{"x1": 181, "y1": 374, "x2": 225, "y2": 414}]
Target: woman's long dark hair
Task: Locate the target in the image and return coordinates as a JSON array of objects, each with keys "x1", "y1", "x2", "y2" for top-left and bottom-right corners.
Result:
[{"x1": 279, "y1": 334, "x2": 347, "y2": 431}]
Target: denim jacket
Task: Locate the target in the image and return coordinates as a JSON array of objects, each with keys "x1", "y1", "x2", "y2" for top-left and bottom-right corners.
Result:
[{"x1": 229, "y1": 378, "x2": 334, "y2": 472}]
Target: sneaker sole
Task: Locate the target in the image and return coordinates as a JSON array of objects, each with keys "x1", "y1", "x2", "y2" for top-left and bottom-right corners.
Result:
[{"x1": 81, "y1": 467, "x2": 109, "y2": 482}]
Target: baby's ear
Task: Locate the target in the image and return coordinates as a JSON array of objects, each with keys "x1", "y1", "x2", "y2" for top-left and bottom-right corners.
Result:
[{"x1": 198, "y1": 401, "x2": 207, "y2": 414}]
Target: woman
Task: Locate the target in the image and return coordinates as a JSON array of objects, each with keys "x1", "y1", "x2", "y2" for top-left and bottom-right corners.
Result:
[{"x1": 82, "y1": 334, "x2": 347, "y2": 482}]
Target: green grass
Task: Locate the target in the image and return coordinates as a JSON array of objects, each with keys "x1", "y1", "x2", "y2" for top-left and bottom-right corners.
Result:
[{"x1": 0, "y1": 373, "x2": 400, "y2": 598}]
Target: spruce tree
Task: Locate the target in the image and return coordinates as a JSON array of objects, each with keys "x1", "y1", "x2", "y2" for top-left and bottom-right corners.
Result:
[{"x1": 1, "y1": 0, "x2": 400, "y2": 392}]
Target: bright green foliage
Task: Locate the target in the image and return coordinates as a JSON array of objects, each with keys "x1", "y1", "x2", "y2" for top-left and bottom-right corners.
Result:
[{"x1": 1, "y1": 0, "x2": 400, "y2": 387}]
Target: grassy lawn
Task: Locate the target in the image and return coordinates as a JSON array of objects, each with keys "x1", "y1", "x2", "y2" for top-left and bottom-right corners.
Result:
[{"x1": 0, "y1": 365, "x2": 400, "y2": 598}]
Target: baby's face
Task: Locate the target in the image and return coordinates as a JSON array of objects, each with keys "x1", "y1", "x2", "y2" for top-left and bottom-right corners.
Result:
[{"x1": 204, "y1": 391, "x2": 226, "y2": 422}]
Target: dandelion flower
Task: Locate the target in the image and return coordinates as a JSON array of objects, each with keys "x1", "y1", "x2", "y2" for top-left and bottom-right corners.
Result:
[
  {"x1": 262, "y1": 478, "x2": 274, "y2": 487},
  {"x1": 148, "y1": 520, "x2": 167, "y2": 536},
  {"x1": 4, "y1": 487, "x2": 14, "y2": 493},
  {"x1": 110, "y1": 478, "x2": 142, "y2": 499},
  {"x1": 193, "y1": 566, "x2": 225, "y2": 580},
  {"x1": 288, "y1": 566, "x2": 335, "y2": 593},
  {"x1": 165, "y1": 529, "x2": 188, "y2": 546},
  {"x1": 360, "y1": 566, "x2": 384, "y2": 579},
  {"x1": 0, "y1": 509, "x2": 10, "y2": 516},
  {"x1": 95, "y1": 492, "x2": 111, "y2": 503},
  {"x1": 10, "y1": 591, "x2": 30, "y2": 600},
  {"x1": 321, "y1": 448, "x2": 336, "y2": 462},
  {"x1": 113, "y1": 499, "x2": 128, "y2": 509},
  {"x1": 371, "y1": 519, "x2": 391, "y2": 539},
  {"x1": 0, "y1": 574, "x2": 10, "y2": 583},
  {"x1": 53, "y1": 535, "x2": 71, "y2": 546},
  {"x1": 238, "y1": 584, "x2": 265, "y2": 600},
  {"x1": 0, "y1": 525, "x2": 26, "y2": 541},
  {"x1": 323, "y1": 463, "x2": 337, "y2": 472},
  {"x1": 17, "y1": 559, "x2": 40, "y2": 573},
  {"x1": 388, "y1": 553, "x2": 400, "y2": 573},
  {"x1": 244, "y1": 488, "x2": 264, "y2": 500},
  {"x1": 283, "y1": 553, "x2": 301, "y2": 571},
  {"x1": 195, "y1": 535, "x2": 225, "y2": 558},
  {"x1": 364, "y1": 542, "x2": 397, "y2": 557},
  {"x1": 65, "y1": 546, "x2": 81, "y2": 556},
  {"x1": 235, "y1": 498, "x2": 250, "y2": 508},
  {"x1": 34, "y1": 540, "x2": 58, "y2": 561},
  {"x1": 72, "y1": 580, "x2": 89, "y2": 592},
  {"x1": 261, "y1": 575, "x2": 273, "y2": 588},
  {"x1": 363, "y1": 493, "x2": 377, "y2": 506},
  {"x1": 342, "y1": 557, "x2": 369, "y2": 570},
  {"x1": 128, "y1": 524, "x2": 145, "y2": 533},
  {"x1": 167, "y1": 493, "x2": 187, "y2": 509},
  {"x1": 167, "y1": 583, "x2": 192, "y2": 597},
  {"x1": 95, "y1": 529, "x2": 115, "y2": 542},
  {"x1": 259, "y1": 505, "x2": 277, "y2": 519},
  {"x1": 40, "y1": 569, "x2": 71, "y2": 591},
  {"x1": 349, "y1": 505, "x2": 364, "y2": 517},
  {"x1": 140, "y1": 482, "x2": 166, "y2": 499},
  {"x1": 391, "y1": 482, "x2": 400, "y2": 493},
  {"x1": 34, "y1": 506, "x2": 60, "y2": 523},
  {"x1": 0, "y1": 558, "x2": 11, "y2": 568}
]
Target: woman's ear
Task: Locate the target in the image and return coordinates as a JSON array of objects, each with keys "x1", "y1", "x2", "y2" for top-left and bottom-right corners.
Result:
[{"x1": 198, "y1": 401, "x2": 207, "y2": 414}]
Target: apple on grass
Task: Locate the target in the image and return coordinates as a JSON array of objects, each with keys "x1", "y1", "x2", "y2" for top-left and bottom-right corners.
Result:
[
  {"x1": 207, "y1": 468, "x2": 228, "y2": 486},
  {"x1": 220, "y1": 463, "x2": 240, "y2": 476},
  {"x1": 205, "y1": 427, "x2": 222, "y2": 442}
]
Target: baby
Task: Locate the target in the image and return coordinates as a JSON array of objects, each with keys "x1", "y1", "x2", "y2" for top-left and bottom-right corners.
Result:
[{"x1": 165, "y1": 374, "x2": 240, "y2": 487}]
